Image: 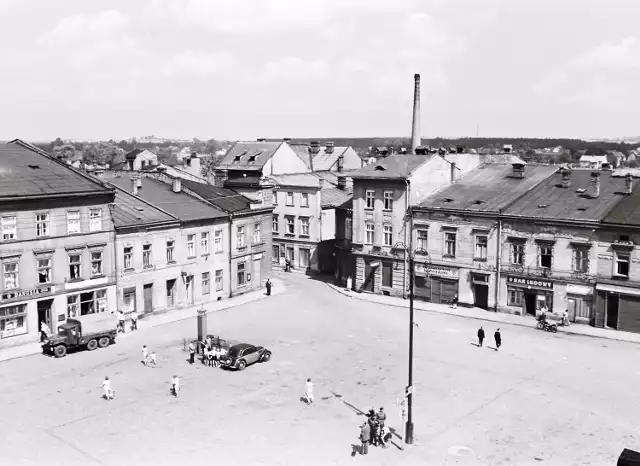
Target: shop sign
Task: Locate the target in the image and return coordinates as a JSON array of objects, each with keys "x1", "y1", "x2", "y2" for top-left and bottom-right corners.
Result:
[
  {"x1": 414, "y1": 264, "x2": 458, "y2": 279},
  {"x1": 566, "y1": 284, "x2": 593, "y2": 296},
  {"x1": 1, "y1": 286, "x2": 52, "y2": 301},
  {"x1": 507, "y1": 276, "x2": 553, "y2": 290}
]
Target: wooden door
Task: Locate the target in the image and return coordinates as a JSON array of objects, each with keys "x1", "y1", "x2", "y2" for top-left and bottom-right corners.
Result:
[
  {"x1": 143, "y1": 284, "x2": 153, "y2": 314},
  {"x1": 253, "y1": 259, "x2": 261, "y2": 288},
  {"x1": 363, "y1": 262, "x2": 375, "y2": 292},
  {"x1": 431, "y1": 278, "x2": 442, "y2": 303},
  {"x1": 567, "y1": 298, "x2": 576, "y2": 322}
]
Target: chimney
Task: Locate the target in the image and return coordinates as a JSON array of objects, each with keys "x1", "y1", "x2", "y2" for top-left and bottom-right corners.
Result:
[
  {"x1": 309, "y1": 141, "x2": 321, "y2": 155},
  {"x1": 131, "y1": 177, "x2": 138, "y2": 195},
  {"x1": 190, "y1": 154, "x2": 201, "y2": 174},
  {"x1": 214, "y1": 170, "x2": 228, "y2": 188},
  {"x1": 450, "y1": 162, "x2": 457, "y2": 183},
  {"x1": 503, "y1": 144, "x2": 513, "y2": 154},
  {"x1": 511, "y1": 163, "x2": 525, "y2": 179},
  {"x1": 325, "y1": 142, "x2": 334, "y2": 154},
  {"x1": 136, "y1": 177, "x2": 142, "y2": 189},
  {"x1": 590, "y1": 171, "x2": 601, "y2": 198},
  {"x1": 456, "y1": 145, "x2": 464, "y2": 154},
  {"x1": 337, "y1": 176, "x2": 347, "y2": 191},
  {"x1": 337, "y1": 154, "x2": 344, "y2": 172},
  {"x1": 411, "y1": 73, "x2": 421, "y2": 154},
  {"x1": 626, "y1": 173, "x2": 633, "y2": 194},
  {"x1": 282, "y1": 138, "x2": 291, "y2": 142},
  {"x1": 172, "y1": 177, "x2": 182, "y2": 193},
  {"x1": 561, "y1": 169, "x2": 571, "y2": 188}
]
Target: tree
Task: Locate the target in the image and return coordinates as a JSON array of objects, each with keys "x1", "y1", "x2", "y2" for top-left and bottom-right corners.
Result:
[{"x1": 50, "y1": 137, "x2": 64, "y2": 150}]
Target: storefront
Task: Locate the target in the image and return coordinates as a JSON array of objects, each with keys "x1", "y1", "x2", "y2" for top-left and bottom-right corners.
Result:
[
  {"x1": 566, "y1": 284, "x2": 594, "y2": 324},
  {"x1": 414, "y1": 263, "x2": 459, "y2": 304},
  {"x1": 0, "y1": 285, "x2": 53, "y2": 343},
  {"x1": 595, "y1": 283, "x2": 640, "y2": 333},
  {"x1": 506, "y1": 276, "x2": 554, "y2": 316}
]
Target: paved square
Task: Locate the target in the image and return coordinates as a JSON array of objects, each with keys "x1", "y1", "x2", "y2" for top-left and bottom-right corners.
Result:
[{"x1": 1, "y1": 273, "x2": 639, "y2": 465}]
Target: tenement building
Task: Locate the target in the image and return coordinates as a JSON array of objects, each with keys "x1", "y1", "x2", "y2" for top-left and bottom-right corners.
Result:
[{"x1": 0, "y1": 140, "x2": 117, "y2": 348}]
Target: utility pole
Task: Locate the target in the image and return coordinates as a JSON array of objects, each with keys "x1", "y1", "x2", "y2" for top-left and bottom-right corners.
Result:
[{"x1": 405, "y1": 256, "x2": 415, "y2": 444}]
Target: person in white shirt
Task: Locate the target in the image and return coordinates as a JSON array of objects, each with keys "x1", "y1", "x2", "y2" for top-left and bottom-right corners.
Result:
[
  {"x1": 142, "y1": 345, "x2": 148, "y2": 365},
  {"x1": 102, "y1": 376, "x2": 114, "y2": 400},
  {"x1": 171, "y1": 375, "x2": 180, "y2": 398},
  {"x1": 148, "y1": 350, "x2": 157, "y2": 366},
  {"x1": 305, "y1": 378, "x2": 314, "y2": 405},
  {"x1": 40, "y1": 321, "x2": 51, "y2": 342}
]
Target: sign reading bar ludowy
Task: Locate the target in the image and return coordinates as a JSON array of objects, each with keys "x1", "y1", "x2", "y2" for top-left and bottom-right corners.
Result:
[
  {"x1": 1, "y1": 286, "x2": 52, "y2": 301},
  {"x1": 507, "y1": 276, "x2": 553, "y2": 290}
]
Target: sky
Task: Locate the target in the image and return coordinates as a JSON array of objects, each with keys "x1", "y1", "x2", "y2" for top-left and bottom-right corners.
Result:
[{"x1": 0, "y1": 0, "x2": 639, "y2": 142}]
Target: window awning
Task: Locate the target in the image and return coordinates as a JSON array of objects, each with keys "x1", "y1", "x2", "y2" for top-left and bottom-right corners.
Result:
[{"x1": 595, "y1": 283, "x2": 640, "y2": 296}]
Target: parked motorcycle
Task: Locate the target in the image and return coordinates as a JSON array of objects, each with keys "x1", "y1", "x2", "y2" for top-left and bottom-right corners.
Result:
[{"x1": 537, "y1": 320, "x2": 558, "y2": 333}]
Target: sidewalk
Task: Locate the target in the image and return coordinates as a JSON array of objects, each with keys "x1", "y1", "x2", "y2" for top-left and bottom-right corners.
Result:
[
  {"x1": 0, "y1": 278, "x2": 285, "y2": 363},
  {"x1": 326, "y1": 281, "x2": 640, "y2": 345}
]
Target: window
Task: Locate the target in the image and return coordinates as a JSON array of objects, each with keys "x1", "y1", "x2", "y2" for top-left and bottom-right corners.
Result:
[
  {"x1": 215, "y1": 269, "x2": 223, "y2": 291},
  {"x1": 3, "y1": 262, "x2": 18, "y2": 290},
  {"x1": 286, "y1": 216, "x2": 295, "y2": 235},
  {"x1": 510, "y1": 241, "x2": 525, "y2": 265},
  {"x1": 0, "y1": 304, "x2": 28, "y2": 338},
  {"x1": 616, "y1": 252, "x2": 630, "y2": 277},
  {"x1": 382, "y1": 261, "x2": 393, "y2": 287},
  {"x1": 417, "y1": 230, "x2": 428, "y2": 251},
  {"x1": 237, "y1": 226, "x2": 245, "y2": 248},
  {"x1": 201, "y1": 232, "x2": 209, "y2": 254},
  {"x1": 123, "y1": 290, "x2": 136, "y2": 313},
  {"x1": 143, "y1": 244, "x2": 152, "y2": 268},
  {"x1": 202, "y1": 272, "x2": 210, "y2": 295},
  {"x1": 475, "y1": 235, "x2": 488, "y2": 260},
  {"x1": 508, "y1": 288, "x2": 523, "y2": 306},
  {"x1": 253, "y1": 223, "x2": 261, "y2": 243},
  {"x1": 91, "y1": 251, "x2": 103, "y2": 276},
  {"x1": 272, "y1": 245, "x2": 280, "y2": 263},
  {"x1": 187, "y1": 234, "x2": 195, "y2": 257},
  {"x1": 96, "y1": 289, "x2": 107, "y2": 313},
  {"x1": 66, "y1": 211, "x2": 80, "y2": 235},
  {"x1": 37, "y1": 258, "x2": 52, "y2": 284},
  {"x1": 36, "y1": 213, "x2": 49, "y2": 237},
  {"x1": 345, "y1": 217, "x2": 352, "y2": 240},
  {"x1": 89, "y1": 209, "x2": 102, "y2": 231},
  {"x1": 166, "y1": 240, "x2": 175, "y2": 263},
  {"x1": 539, "y1": 244, "x2": 553, "y2": 268},
  {"x1": 383, "y1": 224, "x2": 393, "y2": 246},
  {"x1": 301, "y1": 192, "x2": 309, "y2": 207},
  {"x1": 69, "y1": 254, "x2": 81, "y2": 280},
  {"x1": 300, "y1": 217, "x2": 310, "y2": 236},
  {"x1": 124, "y1": 247, "x2": 133, "y2": 270},
  {"x1": 272, "y1": 190, "x2": 278, "y2": 205},
  {"x1": 286, "y1": 246, "x2": 294, "y2": 262},
  {"x1": 365, "y1": 223, "x2": 375, "y2": 244},
  {"x1": 383, "y1": 191, "x2": 393, "y2": 211},
  {"x1": 2, "y1": 215, "x2": 17, "y2": 240},
  {"x1": 365, "y1": 190, "x2": 375, "y2": 209},
  {"x1": 573, "y1": 247, "x2": 589, "y2": 272},
  {"x1": 237, "y1": 262, "x2": 246, "y2": 286},
  {"x1": 214, "y1": 230, "x2": 223, "y2": 252},
  {"x1": 300, "y1": 248, "x2": 310, "y2": 268},
  {"x1": 67, "y1": 295, "x2": 79, "y2": 318},
  {"x1": 166, "y1": 279, "x2": 176, "y2": 307},
  {"x1": 444, "y1": 232, "x2": 457, "y2": 257},
  {"x1": 286, "y1": 192, "x2": 294, "y2": 206},
  {"x1": 272, "y1": 215, "x2": 279, "y2": 233}
]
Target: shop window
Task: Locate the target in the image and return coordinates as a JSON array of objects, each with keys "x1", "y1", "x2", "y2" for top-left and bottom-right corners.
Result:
[
  {"x1": 365, "y1": 190, "x2": 375, "y2": 209},
  {"x1": 365, "y1": 223, "x2": 375, "y2": 245},
  {"x1": 143, "y1": 244, "x2": 152, "y2": 268},
  {"x1": 91, "y1": 251, "x2": 103, "y2": 276},
  {"x1": 475, "y1": 235, "x2": 488, "y2": 260},
  {"x1": 215, "y1": 269, "x2": 223, "y2": 291},
  {"x1": 214, "y1": 231, "x2": 223, "y2": 253},
  {"x1": 573, "y1": 247, "x2": 589, "y2": 272},
  {"x1": 0, "y1": 304, "x2": 27, "y2": 338},
  {"x1": 166, "y1": 279, "x2": 176, "y2": 307},
  {"x1": 539, "y1": 244, "x2": 553, "y2": 268},
  {"x1": 68, "y1": 290, "x2": 108, "y2": 318},
  {"x1": 67, "y1": 295, "x2": 79, "y2": 318},
  {"x1": 417, "y1": 229, "x2": 428, "y2": 251},
  {"x1": 36, "y1": 213, "x2": 50, "y2": 237},
  {"x1": 272, "y1": 215, "x2": 279, "y2": 233},
  {"x1": 300, "y1": 218, "x2": 310, "y2": 237},
  {"x1": 300, "y1": 248, "x2": 310, "y2": 268},
  {"x1": 507, "y1": 288, "x2": 523, "y2": 306},
  {"x1": 237, "y1": 262, "x2": 246, "y2": 286},
  {"x1": 383, "y1": 224, "x2": 393, "y2": 246},
  {"x1": 187, "y1": 234, "x2": 196, "y2": 257},
  {"x1": 69, "y1": 254, "x2": 81, "y2": 280},
  {"x1": 202, "y1": 272, "x2": 210, "y2": 295},
  {"x1": 3, "y1": 262, "x2": 18, "y2": 290},
  {"x1": 536, "y1": 294, "x2": 552, "y2": 311},
  {"x1": 301, "y1": 193, "x2": 309, "y2": 208},
  {"x1": 166, "y1": 240, "x2": 175, "y2": 262},
  {"x1": 123, "y1": 290, "x2": 136, "y2": 312},
  {"x1": 237, "y1": 226, "x2": 245, "y2": 248},
  {"x1": 382, "y1": 261, "x2": 393, "y2": 287},
  {"x1": 383, "y1": 191, "x2": 393, "y2": 211},
  {"x1": 286, "y1": 192, "x2": 294, "y2": 206},
  {"x1": 253, "y1": 223, "x2": 261, "y2": 243},
  {"x1": 444, "y1": 232, "x2": 457, "y2": 258},
  {"x1": 37, "y1": 258, "x2": 52, "y2": 284},
  {"x1": 201, "y1": 232, "x2": 210, "y2": 254},
  {"x1": 89, "y1": 209, "x2": 102, "y2": 232},
  {"x1": 2, "y1": 215, "x2": 17, "y2": 240},
  {"x1": 510, "y1": 241, "x2": 525, "y2": 265},
  {"x1": 616, "y1": 253, "x2": 630, "y2": 277}
]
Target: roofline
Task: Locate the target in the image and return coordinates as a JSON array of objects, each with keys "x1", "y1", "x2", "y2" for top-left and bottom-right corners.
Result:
[
  {"x1": 113, "y1": 218, "x2": 181, "y2": 232},
  {"x1": 108, "y1": 183, "x2": 181, "y2": 222},
  {"x1": 498, "y1": 214, "x2": 601, "y2": 226},
  {"x1": 412, "y1": 206, "x2": 500, "y2": 217},
  {"x1": 0, "y1": 191, "x2": 113, "y2": 202}
]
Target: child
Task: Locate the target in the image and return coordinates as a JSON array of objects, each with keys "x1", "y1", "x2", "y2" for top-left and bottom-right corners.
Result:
[
  {"x1": 305, "y1": 378, "x2": 314, "y2": 405},
  {"x1": 171, "y1": 375, "x2": 180, "y2": 398},
  {"x1": 102, "y1": 376, "x2": 114, "y2": 400},
  {"x1": 148, "y1": 350, "x2": 157, "y2": 366},
  {"x1": 142, "y1": 345, "x2": 148, "y2": 365}
]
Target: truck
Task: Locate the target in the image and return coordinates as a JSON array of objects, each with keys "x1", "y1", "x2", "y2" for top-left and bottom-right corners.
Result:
[{"x1": 42, "y1": 313, "x2": 117, "y2": 358}]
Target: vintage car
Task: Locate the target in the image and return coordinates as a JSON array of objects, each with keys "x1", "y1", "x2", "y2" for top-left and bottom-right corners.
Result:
[{"x1": 222, "y1": 342, "x2": 272, "y2": 370}]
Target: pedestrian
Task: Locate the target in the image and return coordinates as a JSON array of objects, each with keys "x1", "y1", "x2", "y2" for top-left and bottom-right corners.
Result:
[
  {"x1": 142, "y1": 345, "x2": 148, "y2": 365},
  {"x1": 40, "y1": 321, "x2": 51, "y2": 342},
  {"x1": 148, "y1": 350, "x2": 157, "y2": 366},
  {"x1": 117, "y1": 310, "x2": 125, "y2": 333},
  {"x1": 188, "y1": 341, "x2": 196, "y2": 364},
  {"x1": 376, "y1": 406, "x2": 387, "y2": 433},
  {"x1": 171, "y1": 375, "x2": 180, "y2": 398},
  {"x1": 477, "y1": 326, "x2": 485, "y2": 347},
  {"x1": 265, "y1": 278, "x2": 272, "y2": 296},
  {"x1": 451, "y1": 294, "x2": 458, "y2": 309},
  {"x1": 380, "y1": 424, "x2": 392, "y2": 449},
  {"x1": 102, "y1": 376, "x2": 114, "y2": 400},
  {"x1": 285, "y1": 258, "x2": 291, "y2": 272},
  {"x1": 305, "y1": 378, "x2": 314, "y2": 405},
  {"x1": 367, "y1": 408, "x2": 378, "y2": 446},
  {"x1": 494, "y1": 328, "x2": 502, "y2": 350},
  {"x1": 359, "y1": 422, "x2": 370, "y2": 455},
  {"x1": 130, "y1": 310, "x2": 138, "y2": 331}
]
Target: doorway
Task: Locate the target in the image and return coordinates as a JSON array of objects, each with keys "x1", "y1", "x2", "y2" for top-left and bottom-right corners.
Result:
[
  {"x1": 185, "y1": 275, "x2": 194, "y2": 305},
  {"x1": 363, "y1": 261, "x2": 375, "y2": 292},
  {"x1": 37, "y1": 299, "x2": 53, "y2": 330},
  {"x1": 606, "y1": 294, "x2": 619, "y2": 329},
  {"x1": 143, "y1": 284, "x2": 153, "y2": 314},
  {"x1": 524, "y1": 292, "x2": 537, "y2": 315},
  {"x1": 474, "y1": 284, "x2": 489, "y2": 310},
  {"x1": 253, "y1": 258, "x2": 261, "y2": 289},
  {"x1": 567, "y1": 298, "x2": 576, "y2": 322}
]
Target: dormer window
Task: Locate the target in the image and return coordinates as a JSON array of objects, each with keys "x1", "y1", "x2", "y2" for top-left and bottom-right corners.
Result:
[
  {"x1": 234, "y1": 156, "x2": 242, "y2": 162},
  {"x1": 248, "y1": 155, "x2": 258, "y2": 162}
]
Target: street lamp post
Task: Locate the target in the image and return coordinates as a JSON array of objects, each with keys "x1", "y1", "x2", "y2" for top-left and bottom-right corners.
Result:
[{"x1": 406, "y1": 255, "x2": 415, "y2": 444}]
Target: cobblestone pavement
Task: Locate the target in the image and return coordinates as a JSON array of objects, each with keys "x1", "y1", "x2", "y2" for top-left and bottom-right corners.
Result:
[{"x1": 1, "y1": 272, "x2": 639, "y2": 465}]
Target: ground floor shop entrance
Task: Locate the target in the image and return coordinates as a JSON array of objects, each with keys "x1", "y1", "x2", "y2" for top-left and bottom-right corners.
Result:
[
  {"x1": 506, "y1": 276, "x2": 554, "y2": 316},
  {"x1": 363, "y1": 260, "x2": 376, "y2": 293},
  {"x1": 415, "y1": 276, "x2": 458, "y2": 304}
]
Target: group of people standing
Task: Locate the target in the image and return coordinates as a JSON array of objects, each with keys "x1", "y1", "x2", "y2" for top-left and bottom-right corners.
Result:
[
  {"x1": 188, "y1": 338, "x2": 228, "y2": 367},
  {"x1": 117, "y1": 310, "x2": 138, "y2": 333},
  {"x1": 358, "y1": 407, "x2": 392, "y2": 455}
]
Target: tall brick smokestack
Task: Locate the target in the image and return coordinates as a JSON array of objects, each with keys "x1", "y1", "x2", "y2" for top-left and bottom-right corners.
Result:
[{"x1": 411, "y1": 74, "x2": 421, "y2": 154}]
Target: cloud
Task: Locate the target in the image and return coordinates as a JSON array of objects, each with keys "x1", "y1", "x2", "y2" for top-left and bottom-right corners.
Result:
[
  {"x1": 533, "y1": 70, "x2": 569, "y2": 95},
  {"x1": 260, "y1": 56, "x2": 327, "y2": 81},
  {"x1": 161, "y1": 51, "x2": 236, "y2": 77},
  {"x1": 569, "y1": 37, "x2": 640, "y2": 70},
  {"x1": 37, "y1": 10, "x2": 130, "y2": 45}
]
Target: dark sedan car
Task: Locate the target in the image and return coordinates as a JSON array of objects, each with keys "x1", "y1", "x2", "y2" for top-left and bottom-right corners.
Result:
[{"x1": 223, "y1": 343, "x2": 272, "y2": 370}]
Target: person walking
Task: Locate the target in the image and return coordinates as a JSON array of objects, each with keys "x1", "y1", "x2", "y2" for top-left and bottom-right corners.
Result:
[
  {"x1": 265, "y1": 278, "x2": 272, "y2": 296},
  {"x1": 40, "y1": 321, "x2": 51, "y2": 343},
  {"x1": 142, "y1": 345, "x2": 148, "y2": 365},
  {"x1": 148, "y1": 350, "x2": 157, "y2": 366},
  {"x1": 117, "y1": 311, "x2": 125, "y2": 334},
  {"x1": 359, "y1": 422, "x2": 370, "y2": 455},
  {"x1": 305, "y1": 378, "x2": 314, "y2": 405},
  {"x1": 102, "y1": 376, "x2": 114, "y2": 400},
  {"x1": 171, "y1": 375, "x2": 180, "y2": 398},
  {"x1": 494, "y1": 329, "x2": 502, "y2": 350},
  {"x1": 188, "y1": 341, "x2": 196, "y2": 364},
  {"x1": 130, "y1": 310, "x2": 138, "y2": 331},
  {"x1": 451, "y1": 294, "x2": 458, "y2": 309},
  {"x1": 477, "y1": 326, "x2": 485, "y2": 347}
]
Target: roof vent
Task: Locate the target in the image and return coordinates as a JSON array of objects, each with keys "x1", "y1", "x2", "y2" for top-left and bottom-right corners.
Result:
[
  {"x1": 577, "y1": 207, "x2": 587, "y2": 211},
  {"x1": 576, "y1": 188, "x2": 586, "y2": 193},
  {"x1": 375, "y1": 164, "x2": 387, "y2": 171},
  {"x1": 473, "y1": 200, "x2": 484, "y2": 205},
  {"x1": 28, "y1": 164, "x2": 40, "y2": 169},
  {"x1": 135, "y1": 207, "x2": 144, "y2": 212},
  {"x1": 443, "y1": 198, "x2": 454, "y2": 203},
  {"x1": 538, "y1": 204, "x2": 548, "y2": 208}
]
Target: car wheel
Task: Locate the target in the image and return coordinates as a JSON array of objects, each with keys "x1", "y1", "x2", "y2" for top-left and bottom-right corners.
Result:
[
  {"x1": 261, "y1": 351, "x2": 271, "y2": 362},
  {"x1": 237, "y1": 359, "x2": 247, "y2": 371},
  {"x1": 54, "y1": 345, "x2": 67, "y2": 358},
  {"x1": 87, "y1": 339, "x2": 98, "y2": 351},
  {"x1": 98, "y1": 337, "x2": 110, "y2": 348}
]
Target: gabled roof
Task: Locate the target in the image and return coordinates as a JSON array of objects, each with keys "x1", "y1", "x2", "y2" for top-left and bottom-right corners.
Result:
[
  {"x1": 502, "y1": 170, "x2": 634, "y2": 222},
  {"x1": 289, "y1": 144, "x2": 350, "y2": 171},
  {"x1": 109, "y1": 184, "x2": 178, "y2": 229},
  {"x1": 602, "y1": 181, "x2": 640, "y2": 226},
  {"x1": 109, "y1": 176, "x2": 227, "y2": 222},
  {"x1": 216, "y1": 141, "x2": 283, "y2": 169},
  {"x1": 349, "y1": 155, "x2": 434, "y2": 180},
  {"x1": 180, "y1": 179, "x2": 252, "y2": 213},
  {"x1": 418, "y1": 164, "x2": 557, "y2": 212},
  {"x1": 321, "y1": 187, "x2": 352, "y2": 208},
  {"x1": 0, "y1": 141, "x2": 112, "y2": 199}
]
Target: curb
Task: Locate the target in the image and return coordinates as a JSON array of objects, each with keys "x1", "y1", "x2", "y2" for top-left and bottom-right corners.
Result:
[{"x1": 326, "y1": 282, "x2": 640, "y2": 346}]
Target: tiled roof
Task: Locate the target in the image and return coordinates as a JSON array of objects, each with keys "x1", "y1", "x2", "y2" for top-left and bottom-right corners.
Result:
[
  {"x1": 0, "y1": 142, "x2": 112, "y2": 199},
  {"x1": 502, "y1": 170, "x2": 633, "y2": 221},
  {"x1": 417, "y1": 164, "x2": 558, "y2": 212},
  {"x1": 180, "y1": 179, "x2": 252, "y2": 213},
  {"x1": 349, "y1": 155, "x2": 434, "y2": 179},
  {"x1": 270, "y1": 173, "x2": 320, "y2": 188},
  {"x1": 109, "y1": 176, "x2": 227, "y2": 222},
  {"x1": 110, "y1": 184, "x2": 178, "y2": 229},
  {"x1": 216, "y1": 141, "x2": 282, "y2": 169},
  {"x1": 602, "y1": 179, "x2": 640, "y2": 226},
  {"x1": 321, "y1": 187, "x2": 352, "y2": 208},
  {"x1": 289, "y1": 144, "x2": 350, "y2": 171}
]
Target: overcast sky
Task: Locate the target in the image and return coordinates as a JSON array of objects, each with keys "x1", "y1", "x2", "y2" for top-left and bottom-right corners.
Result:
[{"x1": 1, "y1": 0, "x2": 639, "y2": 142}]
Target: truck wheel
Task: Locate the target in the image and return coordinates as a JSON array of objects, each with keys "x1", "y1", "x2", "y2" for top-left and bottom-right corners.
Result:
[
  {"x1": 237, "y1": 359, "x2": 247, "y2": 371},
  {"x1": 98, "y1": 337, "x2": 110, "y2": 348},
  {"x1": 54, "y1": 345, "x2": 67, "y2": 358},
  {"x1": 87, "y1": 339, "x2": 98, "y2": 351}
]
